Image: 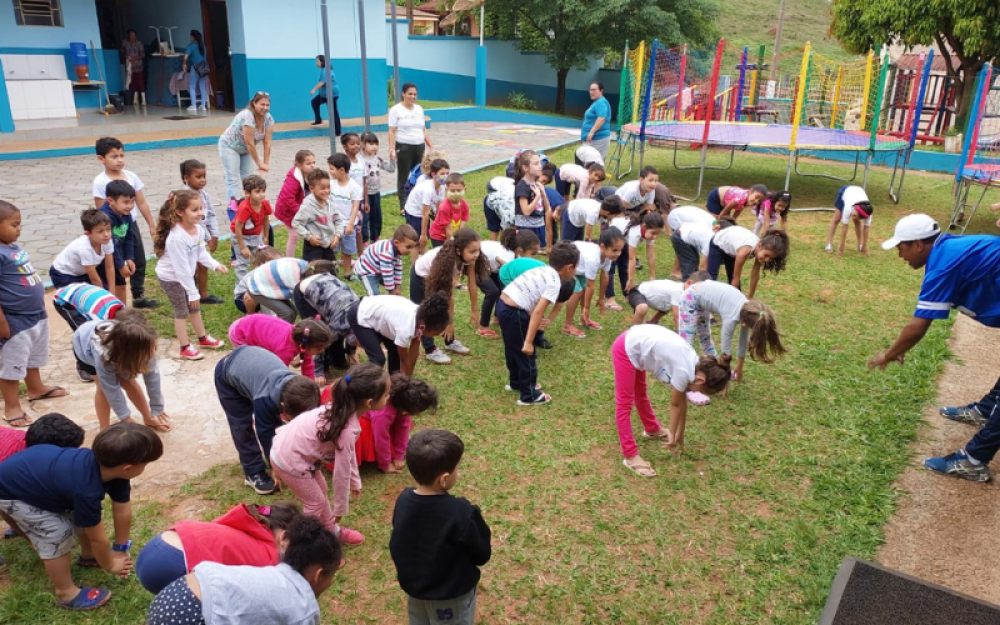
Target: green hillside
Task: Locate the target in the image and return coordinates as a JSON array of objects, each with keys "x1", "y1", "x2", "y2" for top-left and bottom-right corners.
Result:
[{"x1": 714, "y1": 0, "x2": 856, "y2": 63}]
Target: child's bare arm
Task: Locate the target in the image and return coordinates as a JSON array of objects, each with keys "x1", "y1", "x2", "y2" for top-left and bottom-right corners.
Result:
[
  {"x1": 523, "y1": 300, "x2": 550, "y2": 352},
  {"x1": 235, "y1": 222, "x2": 250, "y2": 257},
  {"x1": 112, "y1": 501, "x2": 133, "y2": 545},
  {"x1": 134, "y1": 190, "x2": 156, "y2": 232},
  {"x1": 85, "y1": 265, "x2": 103, "y2": 287},
  {"x1": 731, "y1": 247, "x2": 752, "y2": 289},
  {"x1": 747, "y1": 260, "x2": 762, "y2": 300}
]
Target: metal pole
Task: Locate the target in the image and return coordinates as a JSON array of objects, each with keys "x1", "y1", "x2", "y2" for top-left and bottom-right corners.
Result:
[
  {"x1": 320, "y1": 0, "x2": 336, "y2": 154},
  {"x1": 389, "y1": 0, "x2": 401, "y2": 102},
  {"x1": 357, "y1": 0, "x2": 371, "y2": 131},
  {"x1": 479, "y1": 3, "x2": 484, "y2": 46},
  {"x1": 771, "y1": 0, "x2": 788, "y2": 78}
]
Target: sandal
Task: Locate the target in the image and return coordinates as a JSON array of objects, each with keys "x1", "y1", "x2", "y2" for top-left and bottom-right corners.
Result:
[
  {"x1": 582, "y1": 319, "x2": 602, "y2": 330},
  {"x1": 604, "y1": 300, "x2": 623, "y2": 311},
  {"x1": 622, "y1": 457, "x2": 657, "y2": 478},
  {"x1": 516, "y1": 393, "x2": 552, "y2": 406},
  {"x1": 476, "y1": 328, "x2": 499, "y2": 339},
  {"x1": 686, "y1": 391, "x2": 711, "y2": 406},
  {"x1": 562, "y1": 328, "x2": 586, "y2": 339},
  {"x1": 75, "y1": 556, "x2": 101, "y2": 568},
  {"x1": 3, "y1": 413, "x2": 31, "y2": 428},
  {"x1": 641, "y1": 428, "x2": 671, "y2": 440},
  {"x1": 59, "y1": 587, "x2": 111, "y2": 611},
  {"x1": 27, "y1": 386, "x2": 68, "y2": 402}
]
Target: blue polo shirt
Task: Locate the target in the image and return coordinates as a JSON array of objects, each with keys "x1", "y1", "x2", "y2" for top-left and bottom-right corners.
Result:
[
  {"x1": 581, "y1": 97, "x2": 612, "y2": 141},
  {"x1": 916, "y1": 234, "x2": 1000, "y2": 327},
  {"x1": 0, "y1": 445, "x2": 130, "y2": 528},
  {"x1": 544, "y1": 187, "x2": 565, "y2": 213}
]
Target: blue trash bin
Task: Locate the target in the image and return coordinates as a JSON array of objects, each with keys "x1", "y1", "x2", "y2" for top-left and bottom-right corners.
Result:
[{"x1": 69, "y1": 42, "x2": 88, "y2": 66}]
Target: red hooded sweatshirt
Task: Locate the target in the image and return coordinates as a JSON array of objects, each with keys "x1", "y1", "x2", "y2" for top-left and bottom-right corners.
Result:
[{"x1": 172, "y1": 503, "x2": 279, "y2": 571}]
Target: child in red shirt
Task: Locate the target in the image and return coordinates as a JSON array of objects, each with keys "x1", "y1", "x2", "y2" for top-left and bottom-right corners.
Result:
[
  {"x1": 429, "y1": 173, "x2": 469, "y2": 247},
  {"x1": 231, "y1": 175, "x2": 272, "y2": 280}
]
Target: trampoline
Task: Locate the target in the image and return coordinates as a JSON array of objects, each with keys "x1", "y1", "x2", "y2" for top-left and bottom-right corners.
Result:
[{"x1": 948, "y1": 63, "x2": 1000, "y2": 233}]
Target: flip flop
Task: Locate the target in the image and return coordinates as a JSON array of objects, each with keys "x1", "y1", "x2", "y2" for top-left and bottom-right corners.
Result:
[
  {"x1": 562, "y1": 328, "x2": 587, "y2": 339},
  {"x1": 622, "y1": 458, "x2": 657, "y2": 477},
  {"x1": 59, "y1": 587, "x2": 111, "y2": 611},
  {"x1": 583, "y1": 319, "x2": 602, "y2": 330},
  {"x1": 2, "y1": 413, "x2": 31, "y2": 428},
  {"x1": 476, "y1": 328, "x2": 499, "y2": 339},
  {"x1": 516, "y1": 393, "x2": 552, "y2": 406},
  {"x1": 641, "y1": 429, "x2": 671, "y2": 440},
  {"x1": 27, "y1": 386, "x2": 68, "y2": 402},
  {"x1": 75, "y1": 555, "x2": 101, "y2": 568},
  {"x1": 604, "y1": 301, "x2": 623, "y2": 311}
]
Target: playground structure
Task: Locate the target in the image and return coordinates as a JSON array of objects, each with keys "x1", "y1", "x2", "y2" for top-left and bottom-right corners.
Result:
[
  {"x1": 883, "y1": 53, "x2": 958, "y2": 147},
  {"x1": 948, "y1": 63, "x2": 1000, "y2": 233},
  {"x1": 610, "y1": 39, "x2": 941, "y2": 203}
]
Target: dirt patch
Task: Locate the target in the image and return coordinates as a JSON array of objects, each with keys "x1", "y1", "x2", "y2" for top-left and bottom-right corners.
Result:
[{"x1": 879, "y1": 315, "x2": 1000, "y2": 604}]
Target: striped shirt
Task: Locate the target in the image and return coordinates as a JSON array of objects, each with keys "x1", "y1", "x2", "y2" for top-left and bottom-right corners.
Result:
[
  {"x1": 54, "y1": 284, "x2": 123, "y2": 321},
  {"x1": 246, "y1": 259, "x2": 309, "y2": 301},
  {"x1": 353, "y1": 239, "x2": 402, "y2": 290}
]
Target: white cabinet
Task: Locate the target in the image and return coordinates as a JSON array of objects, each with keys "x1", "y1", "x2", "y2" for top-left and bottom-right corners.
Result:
[{"x1": 2, "y1": 54, "x2": 75, "y2": 120}]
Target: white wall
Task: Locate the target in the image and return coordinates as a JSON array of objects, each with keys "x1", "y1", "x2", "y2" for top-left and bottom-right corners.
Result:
[{"x1": 239, "y1": 0, "x2": 387, "y2": 61}]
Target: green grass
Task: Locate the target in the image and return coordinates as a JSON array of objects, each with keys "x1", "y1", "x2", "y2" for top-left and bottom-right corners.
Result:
[
  {"x1": 715, "y1": 0, "x2": 854, "y2": 62},
  {"x1": 0, "y1": 143, "x2": 977, "y2": 624}
]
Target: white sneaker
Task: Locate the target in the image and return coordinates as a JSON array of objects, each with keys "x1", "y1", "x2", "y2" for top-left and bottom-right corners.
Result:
[
  {"x1": 824, "y1": 243, "x2": 833, "y2": 252},
  {"x1": 186, "y1": 105, "x2": 198, "y2": 112},
  {"x1": 199, "y1": 104, "x2": 207, "y2": 111},
  {"x1": 425, "y1": 349, "x2": 452, "y2": 365},
  {"x1": 443, "y1": 340, "x2": 470, "y2": 355}
]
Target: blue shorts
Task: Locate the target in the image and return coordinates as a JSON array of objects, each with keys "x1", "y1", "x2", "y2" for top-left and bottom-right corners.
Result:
[
  {"x1": 706, "y1": 188, "x2": 723, "y2": 215},
  {"x1": 517, "y1": 224, "x2": 547, "y2": 249},
  {"x1": 483, "y1": 197, "x2": 501, "y2": 233},
  {"x1": 234, "y1": 295, "x2": 247, "y2": 314},
  {"x1": 334, "y1": 224, "x2": 360, "y2": 256},
  {"x1": 404, "y1": 213, "x2": 424, "y2": 238},
  {"x1": 135, "y1": 534, "x2": 187, "y2": 594},
  {"x1": 833, "y1": 185, "x2": 848, "y2": 211}
]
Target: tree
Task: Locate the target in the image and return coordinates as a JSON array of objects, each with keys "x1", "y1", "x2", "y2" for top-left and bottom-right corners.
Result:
[
  {"x1": 831, "y1": 0, "x2": 1000, "y2": 129},
  {"x1": 486, "y1": 0, "x2": 719, "y2": 114}
]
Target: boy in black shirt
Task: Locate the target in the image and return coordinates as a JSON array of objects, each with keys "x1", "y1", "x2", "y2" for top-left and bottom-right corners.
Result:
[{"x1": 389, "y1": 429, "x2": 491, "y2": 625}]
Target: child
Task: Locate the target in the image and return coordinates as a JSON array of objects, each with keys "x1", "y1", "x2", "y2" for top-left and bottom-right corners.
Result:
[
  {"x1": 653, "y1": 182, "x2": 675, "y2": 215},
  {"x1": 232, "y1": 174, "x2": 272, "y2": 281},
  {"x1": 73, "y1": 310, "x2": 170, "y2": 432},
  {"x1": 410, "y1": 228, "x2": 487, "y2": 363},
  {"x1": 97, "y1": 180, "x2": 141, "y2": 304},
  {"x1": 361, "y1": 132, "x2": 396, "y2": 243},
  {"x1": 615, "y1": 167, "x2": 660, "y2": 212},
  {"x1": 513, "y1": 150, "x2": 550, "y2": 251},
  {"x1": 348, "y1": 293, "x2": 452, "y2": 375},
  {"x1": 215, "y1": 345, "x2": 321, "y2": 495},
  {"x1": 575, "y1": 144, "x2": 604, "y2": 167},
  {"x1": 498, "y1": 242, "x2": 579, "y2": 405},
  {"x1": 342, "y1": 133, "x2": 367, "y2": 252},
  {"x1": 670, "y1": 221, "x2": 714, "y2": 280},
  {"x1": 245, "y1": 257, "x2": 311, "y2": 322},
  {"x1": 136, "y1": 502, "x2": 302, "y2": 595},
  {"x1": 560, "y1": 229, "x2": 626, "y2": 338},
  {"x1": 404, "y1": 158, "x2": 450, "y2": 253},
  {"x1": 389, "y1": 429, "x2": 491, "y2": 624},
  {"x1": 353, "y1": 224, "x2": 419, "y2": 296},
  {"x1": 537, "y1": 163, "x2": 567, "y2": 248},
  {"x1": 0, "y1": 201, "x2": 68, "y2": 427},
  {"x1": 147, "y1": 516, "x2": 341, "y2": 625},
  {"x1": 275, "y1": 150, "x2": 317, "y2": 258},
  {"x1": 92, "y1": 136, "x2": 158, "y2": 308},
  {"x1": 556, "y1": 161, "x2": 606, "y2": 203},
  {"x1": 292, "y1": 270, "x2": 360, "y2": 382},
  {"x1": 49, "y1": 209, "x2": 114, "y2": 289},
  {"x1": 706, "y1": 184, "x2": 767, "y2": 219},
  {"x1": 678, "y1": 280, "x2": 785, "y2": 383},
  {"x1": 668, "y1": 204, "x2": 717, "y2": 279},
  {"x1": 484, "y1": 175, "x2": 516, "y2": 240},
  {"x1": 293, "y1": 168, "x2": 345, "y2": 263},
  {"x1": 234, "y1": 246, "x2": 282, "y2": 314},
  {"x1": 475, "y1": 227, "x2": 523, "y2": 338},
  {"x1": 826, "y1": 185, "x2": 874, "y2": 255},
  {"x1": 153, "y1": 190, "x2": 229, "y2": 360},
  {"x1": 327, "y1": 153, "x2": 365, "y2": 278},
  {"x1": 605, "y1": 209, "x2": 666, "y2": 310},
  {"x1": 180, "y1": 159, "x2": 223, "y2": 304},
  {"x1": 563, "y1": 196, "x2": 624, "y2": 242},
  {"x1": 229, "y1": 315, "x2": 333, "y2": 381},
  {"x1": 613, "y1": 325, "x2": 731, "y2": 477},
  {"x1": 53, "y1": 284, "x2": 123, "y2": 382},
  {"x1": 429, "y1": 173, "x2": 470, "y2": 247},
  {"x1": 0, "y1": 422, "x2": 163, "y2": 609},
  {"x1": 497, "y1": 231, "x2": 543, "y2": 286},
  {"x1": 271, "y1": 363, "x2": 390, "y2": 546},
  {"x1": 368, "y1": 373, "x2": 439, "y2": 473},
  {"x1": 753, "y1": 190, "x2": 791, "y2": 235},
  {"x1": 709, "y1": 221, "x2": 790, "y2": 300}
]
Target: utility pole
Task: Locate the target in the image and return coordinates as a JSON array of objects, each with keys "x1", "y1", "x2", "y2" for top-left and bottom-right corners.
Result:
[{"x1": 770, "y1": 0, "x2": 788, "y2": 78}]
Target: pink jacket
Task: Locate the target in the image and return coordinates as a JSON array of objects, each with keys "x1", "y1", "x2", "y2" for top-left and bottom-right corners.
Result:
[
  {"x1": 227, "y1": 314, "x2": 315, "y2": 379},
  {"x1": 274, "y1": 166, "x2": 307, "y2": 226},
  {"x1": 270, "y1": 407, "x2": 361, "y2": 517},
  {"x1": 368, "y1": 404, "x2": 412, "y2": 471}
]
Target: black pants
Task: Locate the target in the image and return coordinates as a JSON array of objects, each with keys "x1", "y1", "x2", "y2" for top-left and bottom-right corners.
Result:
[
  {"x1": 348, "y1": 299, "x2": 401, "y2": 373},
  {"x1": 672, "y1": 230, "x2": 701, "y2": 280},
  {"x1": 707, "y1": 240, "x2": 737, "y2": 286},
  {"x1": 497, "y1": 299, "x2": 541, "y2": 403},
  {"x1": 364, "y1": 193, "x2": 382, "y2": 242},
  {"x1": 480, "y1": 273, "x2": 502, "y2": 328},
  {"x1": 396, "y1": 142, "x2": 425, "y2": 210},
  {"x1": 964, "y1": 375, "x2": 1000, "y2": 463},
  {"x1": 311, "y1": 94, "x2": 342, "y2": 135},
  {"x1": 302, "y1": 241, "x2": 336, "y2": 262},
  {"x1": 130, "y1": 227, "x2": 147, "y2": 299},
  {"x1": 605, "y1": 253, "x2": 630, "y2": 299},
  {"x1": 215, "y1": 358, "x2": 270, "y2": 477},
  {"x1": 409, "y1": 268, "x2": 453, "y2": 354}
]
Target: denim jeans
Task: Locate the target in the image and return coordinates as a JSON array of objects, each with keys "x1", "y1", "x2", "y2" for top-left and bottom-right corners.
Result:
[
  {"x1": 218, "y1": 142, "x2": 257, "y2": 202},
  {"x1": 188, "y1": 71, "x2": 209, "y2": 108}
]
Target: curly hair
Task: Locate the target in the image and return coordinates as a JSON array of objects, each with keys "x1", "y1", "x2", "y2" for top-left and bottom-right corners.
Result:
[
  {"x1": 758, "y1": 229, "x2": 790, "y2": 274},
  {"x1": 425, "y1": 228, "x2": 489, "y2": 295},
  {"x1": 153, "y1": 189, "x2": 199, "y2": 257},
  {"x1": 387, "y1": 372, "x2": 439, "y2": 415}
]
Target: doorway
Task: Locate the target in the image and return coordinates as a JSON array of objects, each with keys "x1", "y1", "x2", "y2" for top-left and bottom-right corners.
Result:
[{"x1": 201, "y1": 0, "x2": 233, "y2": 111}]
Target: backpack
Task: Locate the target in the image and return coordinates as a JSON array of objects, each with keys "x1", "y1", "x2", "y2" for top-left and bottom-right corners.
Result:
[
  {"x1": 304, "y1": 275, "x2": 358, "y2": 335},
  {"x1": 401, "y1": 163, "x2": 423, "y2": 199},
  {"x1": 485, "y1": 176, "x2": 516, "y2": 230}
]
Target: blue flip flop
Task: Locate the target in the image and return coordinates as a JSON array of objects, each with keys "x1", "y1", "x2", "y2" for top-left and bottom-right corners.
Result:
[{"x1": 59, "y1": 587, "x2": 111, "y2": 610}]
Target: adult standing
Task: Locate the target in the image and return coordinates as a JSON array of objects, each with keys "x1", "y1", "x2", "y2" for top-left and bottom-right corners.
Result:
[
  {"x1": 869, "y1": 214, "x2": 1000, "y2": 483},
  {"x1": 582, "y1": 82, "x2": 612, "y2": 160},
  {"x1": 388, "y1": 82, "x2": 433, "y2": 212},
  {"x1": 122, "y1": 29, "x2": 145, "y2": 106},
  {"x1": 218, "y1": 92, "x2": 275, "y2": 213},
  {"x1": 309, "y1": 55, "x2": 341, "y2": 134},
  {"x1": 182, "y1": 30, "x2": 210, "y2": 111}
]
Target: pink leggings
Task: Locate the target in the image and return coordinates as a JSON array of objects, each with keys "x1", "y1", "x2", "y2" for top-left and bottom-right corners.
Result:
[
  {"x1": 284, "y1": 228, "x2": 300, "y2": 259},
  {"x1": 271, "y1": 463, "x2": 340, "y2": 534},
  {"x1": 612, "y1": 333, "x2": 663, "y2": 459}
]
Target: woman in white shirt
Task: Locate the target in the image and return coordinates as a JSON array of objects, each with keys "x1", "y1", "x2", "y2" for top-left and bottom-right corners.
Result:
[{"x1": 388, "y1": 82, "x2": 434, "y2": 211}]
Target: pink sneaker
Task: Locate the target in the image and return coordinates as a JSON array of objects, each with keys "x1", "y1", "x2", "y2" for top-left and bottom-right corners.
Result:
[
  {"x1": 337, "y1": 526, "x2": 365, "y2": 545},
  {"x1": 180, "y1": 345, "x2": 204, "y2": 361},
  {"x1": 198, "y1": 335, "x2": 225, "y2": 349}
]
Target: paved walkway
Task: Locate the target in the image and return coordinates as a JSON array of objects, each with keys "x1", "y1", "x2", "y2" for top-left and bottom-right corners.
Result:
[{"x1": 0, "y1": 121, "x2": 579, "y2": 272}]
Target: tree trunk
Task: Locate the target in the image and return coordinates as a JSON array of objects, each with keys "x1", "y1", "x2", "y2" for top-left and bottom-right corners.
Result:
[
  {"x1": 955, "y1": 59, "x2": 984, "y2": 133},
  {"x1": 406, "y1": 0, "x2": 413, "y2": 35},
  {"x1": 555, "y1": 67, "x2": 569, "y2": 114}
]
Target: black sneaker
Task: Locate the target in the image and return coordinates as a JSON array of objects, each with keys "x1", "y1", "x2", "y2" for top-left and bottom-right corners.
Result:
[
  {"x1": 200, "y1": 294, "x2": 224, "y2": 305},
  {"x1": 244, "y1": 472, "x2": 278, "y2": 495},
  {"x1": 132, "y1": 297, "x2": 160, "y2": 309},
  {"x1": 535, "y1": 337, "x2": 554, "y2": 350}
]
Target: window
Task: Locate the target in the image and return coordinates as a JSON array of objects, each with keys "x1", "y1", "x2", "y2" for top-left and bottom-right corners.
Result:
[{"x1": 13, "y1": 0, "x2": 62, "y2": 27}]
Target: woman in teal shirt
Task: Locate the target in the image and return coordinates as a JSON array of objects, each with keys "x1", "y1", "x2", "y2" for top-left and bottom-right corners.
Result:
[
  {"x1": 182, "y1": 30, "x2": 209, "y2": 112},
  {"x1": 582, "y1": 82, "x2": 612, "y2": 160},
  {"x1": 310, "y1": 55, "x2": 342, "y2": 134}
]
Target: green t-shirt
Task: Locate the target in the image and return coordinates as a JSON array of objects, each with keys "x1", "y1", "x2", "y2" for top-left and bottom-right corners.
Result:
[{"x1": 499, "y1": 257, "x2": 545, "y2": 286}]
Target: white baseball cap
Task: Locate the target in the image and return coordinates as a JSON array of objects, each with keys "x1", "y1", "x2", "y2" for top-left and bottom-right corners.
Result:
[{"x1": 881, "y1": 214, "x2": 941, "y2": 250}]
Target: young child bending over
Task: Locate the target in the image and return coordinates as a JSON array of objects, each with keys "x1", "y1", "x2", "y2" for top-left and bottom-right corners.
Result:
[
  {"x1": 390, "y1": 429, "x2": 491, "y2": 625},
  {"x1": 271, "y1": 363, "x2": 390, "y2": 546},
  {"x1": 231, "y1": 175, "x2": 272, "y2": 281},
  {"x1": 353, "y1": 224, "x2": 419, "y2": 296},
  {"x1": 0, "y1": 422, "x2": 163, "y2": 609},
  {"x1": 475, "y1": 228, "x2": 528, "y2": 338},
  {"x1": 605, "y1": 209, "x2": 666, "y2": 310},
  {"x1": 147, "y1": 516, "x2": 342, "y2": 625},
  {"x1": 368, "y1": 373, "x2": 439, "y2": 473},
  {"x1": 752, "y1": 190, "x2": 791, "y2": 235},
  {"x1": 630, "y1": 272, "x2": 710, "y2": 327},
  {"x1": 229, "y1": 315, "x2": 333, "y2": 382},
  {"x1": 293, "y1": 268, "x2": 360, "y2": 381},
  {"x1": 825, "y1": 185, "x2": 874, "y2": 255},
  {"x1": 708, "y1": 220, "x2": 790, "y2": 299},
  {"x1": 234, "y1": 246, "x2": 282, "y2": 314},
  {"x1": 348, "y1": 293, "x2": 452, "y2": 376},
  {"x1": 153, "y1": 190, "x2": 229, "y2": 361},
  {"x1": 706, "y1": 184, "x2": 767, "y2": 219},
  {"x1": 613, "y1": 324, "x2": 731, "y2": 477},
  {"x1": 559, "y1": 229, "x2": 625, "y2": 338},
  {"x1": 275, "y1": 150, "x2": 317, "y2": 257}
]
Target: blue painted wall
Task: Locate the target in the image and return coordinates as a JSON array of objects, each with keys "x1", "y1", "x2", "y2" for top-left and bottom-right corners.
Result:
[
  {"x1": 0, "y1": 58, "x2": 13, "y2": 132},
  {"x1": 0, "y1": 0, "x2": 101, "y2": 48}
]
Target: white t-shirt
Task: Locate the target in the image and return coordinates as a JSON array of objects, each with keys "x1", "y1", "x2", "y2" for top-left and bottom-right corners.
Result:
[
  {"x1": 609, "y1": 216, "x2": 642, "y2": 248},
  {"x1": 624, "y1": 324, "x2": 698, "y2": 392},
  {"x1": 636, "y1": 280, "x2": 684, "y2": 312},
  {"x1": 347, "y1": 156, "x2": 365, "y2": 192},
  {"x1": 575, "y1": 145, "x2": 604, "y2": 167},
  {"x1": 668, "y1": 205, "x2": 716, "y2": 232},
  {"x1": 503, "y1": 265, "x2": 562, "y2": 311},
  {"x1": 413, "y1": 245, "x2": 442, "y2": 278},
  {"x1": 388, "y1": 103, "x2": 426, "y2": 145},
  {"x1": 711, "y1": 225, "x2": 759, "y2": 257},
  {"x1": 573, "y1": 241, "x2": 612, "y2": 281},
  {"x1": 356, "y1": 295, "x2": 419, "y2": 348},
  {"x1": 839, "y1": 185, "x2": 872, "y2": 226},
  {"x1": 52, "y1": 235, "x2": 114, "y2": 276},
  {"x1": 567, "y1": 199, "x2": 602, "y2": 228},
  {"x1": 479, "y1": 240, "x2": 514, "y2": 274},
  {"x1": 92, "y1": 170, "x2": 143, "y2": 221},
  {"x1": 404, "y1": 178, "x2": 444, "y2": 218},
  {"x1": 616, "y1": 180, "x2": 654, "y2": 210},
  {"x1": 679, "y1": 223, "x2": 714, "y2": 256},
  {"x1": 329, "y1": 178, "x2": 364, "y2": 224}
]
